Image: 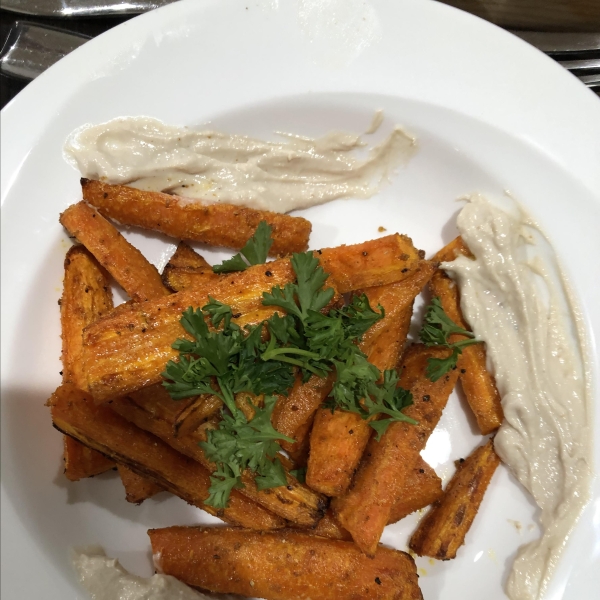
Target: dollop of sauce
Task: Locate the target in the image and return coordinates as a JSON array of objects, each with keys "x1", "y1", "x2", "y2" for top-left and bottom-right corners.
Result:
[
  {"x1": 64, "y1": 116, "x2": 416, "y2": 213},
  {"x1": 442, "y1": 195, "x2": 592, "y2": 600},
  {"x1": 71, "y1": 546, "x2": 214, "y2": 600}
]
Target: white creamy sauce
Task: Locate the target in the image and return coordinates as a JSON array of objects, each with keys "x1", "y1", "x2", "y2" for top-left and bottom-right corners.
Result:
[
  {"x1": 71, "y1": 547, "x2": 217, "y2": 600},
  {"x1": 442, "y1": 195, "x2": 592, "y2": 600},
  {"x1": 64, "y1": 116, "x2": 416, "y2": 213}
]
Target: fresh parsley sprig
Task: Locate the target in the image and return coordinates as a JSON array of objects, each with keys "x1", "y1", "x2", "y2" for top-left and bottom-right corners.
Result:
[
  {"x1": 419, "y1": 297, "x2": 481, "y2": 381},
  {"x1": 325, "y1": 354, "x2": 416, "y2": 440},
  {"x1": 200, "y1": 395, "x2": 293, "y2": 506},
  {"x1": 213, "y1": 220, "x2": 273, "y2": 273},
  {"x1": 162, "y1": 302, "x2": 296, "y2": 509}
]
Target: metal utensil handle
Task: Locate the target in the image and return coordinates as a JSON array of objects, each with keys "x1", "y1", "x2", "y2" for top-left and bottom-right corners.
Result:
[
  {"x1": 0, "y1": 21, "x2": 89, "y2": 80},
  {"x1": 0, "y1": 0, "x2": 176, "y2": 18},
  {"x1": 509, "y1": 30, "x2": 600, "y2": 53}
]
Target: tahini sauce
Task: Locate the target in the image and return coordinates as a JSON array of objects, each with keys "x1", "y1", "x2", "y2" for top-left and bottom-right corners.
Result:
[
  {"x1": 71, "y1": 547, "x2": 230, "y2": 600},
  {"x1": 64, "y1": 116, "x2": 416, "y2": 213},
  {"x1": 442, "y1": 195, "x2": 592, "y2": 600}
]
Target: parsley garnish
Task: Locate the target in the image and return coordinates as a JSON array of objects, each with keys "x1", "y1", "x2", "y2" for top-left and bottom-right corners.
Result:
[
  {"x1": 213, "y1": 221, "x2": 273, "y2": 273},
  {"x1": 290, "y1": 467, "x2": 307, "y2": 483},
  {"x1": 419, "y1": 297, "x2": 481, "y2": 381},
  {"x1": 163, "y1": 250, "x2": 417, "y2": 507}
]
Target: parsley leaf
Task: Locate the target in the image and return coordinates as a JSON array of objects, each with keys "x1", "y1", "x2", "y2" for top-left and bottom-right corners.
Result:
[
  {"x1": 200, "y1": 396, "x2": 293, "y2": 508},
  {"x1": 364, "y1": 370, "x2": 416, "y2": 440},
  {"x1": 213, "y1": 221, "x2": 274, "y2": 273},
  {"x1": 290, "y1": 467, "x2": 307, "y2": 483},
  {"x1": 419, "y1": 297, "x2": 481, "y2": 381},
  {"x1": 262, "y1": 252, "x2": 335, "y2": 323}
]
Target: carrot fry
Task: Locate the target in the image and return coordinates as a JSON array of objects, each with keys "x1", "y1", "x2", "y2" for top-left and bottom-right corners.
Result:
[
  {"x1": 81, "y1": 178, "x2": 312, "y2": 257},
  {"x1": 63, "y1": 435, "x2": 115, "y2": 481},
  {"x1": 111, "y1": 389, "x2": 327, "y2": 527},
  {"x1": 172, "y1": 394, "x2": 223, "y2": 437},
  {"x1": 388, "y1": 458, "x2": 443, "y2": 524},
  {"x1": 117, "y1": 465, "x2": 163, "y2": 504},
  {"x1": 431, "y1": 237, "x2": 503, "y2": 434},
  {"x1": 79, "y1": 234, "x2": 421, "y2": 402},
  {"x1": 148, "y1": 526, "x2": 423, "y2": 600},
  {"x1": 60, "y1": 245, "x2": 115, "y2": 479},
  {"x1": 306, "y1": 262, "x2": 435, "y2": 497},
  {"x1": 60, "y1": 201, "x2": 170, "y2": 303},
  {"x1": 151, "y1": 233, "x2": 423, "y2": 297},
  {"x1": 409, "y1": 438, "x2": 500, "y2": 559},
  {"x1": 164, "y1": 242, "x2": 211, "y2": 270},
  {"x1": 332, "y1": 344, "x2": 461, "y2": 555},
  {"x1": 49, "y1": 383, "x2": 284, "y2": 530},
  {"x1": 162, "y1": 242, "x2": 219, "y2": 292},
  {"x1": 271, "y1": 373, "x2": 334, "y2": 456},
  {"x1": 312, "y1": 510, "x2": 353, "y2": 540},
  {"x1": 312, "y1": 457, "x2": 442, "y2": 541}
]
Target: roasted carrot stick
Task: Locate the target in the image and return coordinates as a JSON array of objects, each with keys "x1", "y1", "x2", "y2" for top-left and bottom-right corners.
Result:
[
  {"x1": 332, "y1": 344, "x2": 461, "y2": 555},
  {"x1": 306, "y1": 262, "x2": 435, "y2": 496},
  {"x1": 313, "y1": 457, "x2": 442, "y2": 541},
  {"x1": 409, "y1": 438, "x2": 500, "y2": 559},
  {"x1": 79, "y1": 235, "x2": 422, "y2": 402},
  {"x1": 63, "y1": 435, "x2": 115, "y2": 481},
  {"x1": 49, "y1": 383, "x2": 284, "y2": 531},
  {"x1": 111, "y1": 390, "x2": 327, "y2": 527},
  {"x1": 431, "y1": 237, "x2": 503, "y2": 434},
  {"x1": 60, "y1": 245, "x2": 115, "y2": 480},
  {"x1": 81, "y1": 178, "x2": 312, "y2": 257},
  {"x1": 164, "y1": 242, "x2": 212, "y2": 270},
  {"x1": 388, "y1": 458, "x2": 444, "y2": 524},
  {"x1": 271, "y1": 373, "x2": 334, "y2": 457},
  {"x1": 60, "y1": 201, "x2": 170, "y2": 303},
  {"x1": 117, "y1": 465, "x2": 163, "y2": 504},
  {"x1": 148, "y1": 527, "x2": 423, "y2": 600},
  {"x1": 161, "y1": 242, "x2": 219, "y2": 292}
]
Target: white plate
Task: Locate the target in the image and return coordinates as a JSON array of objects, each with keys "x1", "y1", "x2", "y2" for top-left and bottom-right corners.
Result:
[{"x1": 1, "y1": 1, "x2": 599, "y2": 599}]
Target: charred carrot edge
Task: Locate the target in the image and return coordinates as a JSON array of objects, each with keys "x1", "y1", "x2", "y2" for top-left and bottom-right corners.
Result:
[
  {"x1": 80, "y1": 234, "x2": 422, "y2": 402},
  {"x1": 60, "y1": 201, "x2": 170, "y2": 303},
  {"x1": 311, "y1": 457, "x2": 442, "y2": 541},
  {"x1": 49, "y1": 383, "x2": 285, "y2": 531},
  {"x1": 111, "y1": 390, "x2": 327, "y2": 527},
  {"x1": 173, "y1": 395, "x2": 223, "y2": 437},
  {"x1": 162, "y1": 242, "x2": 220, "y2": 292},
  {"x1": 306, "y1": 262, "x2": 435, "y2": 497},
  {"x1": 63, "y1": 435, "x2": 115, "y2": 481},
  {"x1": 148, "y1": 526, "x2": 423, "y2": 600},
  {"x1": 81, "y1": 178, "x2": 312, "y2": 257},
  {"x1": 409, "y1": 438, "x2": 500, "y2": 559},
  {"x1": 117, "y1": 465, "x2": 163, "y2": 504},
  {"x1": 431, "y1": 237, "x2": 503, "y2": 434},
  {"x1": 332, "y1": 344, "x2": 461, "y2": 556},
  {"x1": 60, "y1": 246, "x2": 116, "y2": 479},
  {"x1": 165, "y1": 242, "x2": 212, "y2": 270}
]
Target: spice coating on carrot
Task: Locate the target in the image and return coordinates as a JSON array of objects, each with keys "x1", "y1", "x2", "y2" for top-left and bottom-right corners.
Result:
[
  {"x1": 149, "y1": 526, "x2": 423, "y2": 600},
  {"x1": 431, "y1": 237, "x2": 503, "y2": 434},
  {"x1": 81, "y1": 178, "x2": 312, "y2": 257},
  {"x1": 332, "y1": 344, "x2": 460, "y2": 555},
  {"x1": 49, "y1": 383, "x2": 284, "y2": 530},
  {"x1": 60, "y1": 201, "x2": 169, "y2": 303},
  {"x1": 409, "y1": 438, "x2": 500, "y2": 559}
]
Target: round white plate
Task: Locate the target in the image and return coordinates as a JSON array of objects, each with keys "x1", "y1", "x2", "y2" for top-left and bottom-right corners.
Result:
[{"x1": 2, "y1": 1, "x2": 599, "y2": 599}]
